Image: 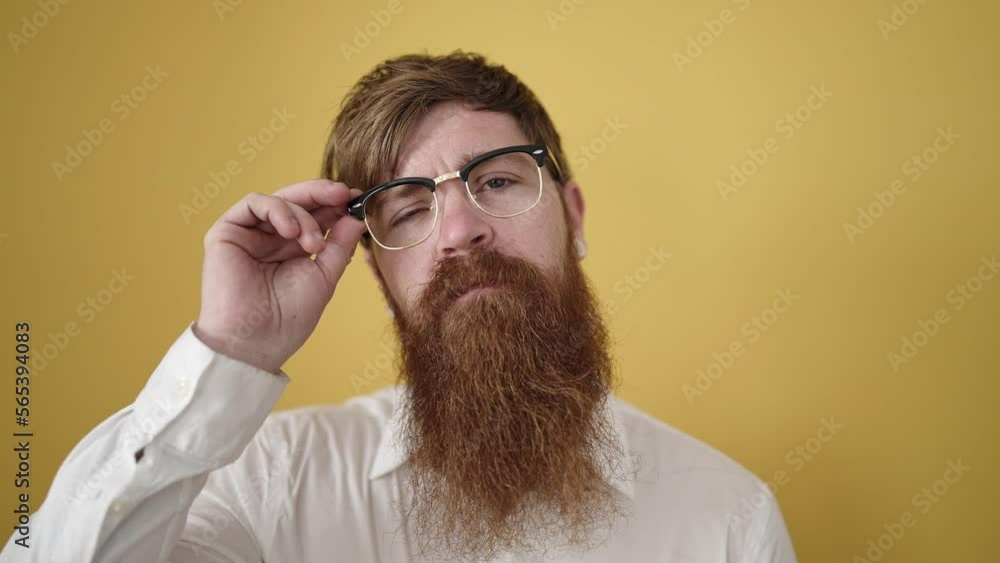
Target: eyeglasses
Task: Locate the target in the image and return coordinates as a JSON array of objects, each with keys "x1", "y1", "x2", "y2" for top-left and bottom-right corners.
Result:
[{"x1": 346, "y1": 144, "x2": 563, "y2": 250}]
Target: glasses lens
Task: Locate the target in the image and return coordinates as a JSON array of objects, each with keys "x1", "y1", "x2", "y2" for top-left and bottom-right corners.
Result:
[
  {"x1": 364, "y1": 183, "x2": 436, "y2": 248},
  {"x1": 466, "y1": 151, "x2": 542, "y2": 217}
]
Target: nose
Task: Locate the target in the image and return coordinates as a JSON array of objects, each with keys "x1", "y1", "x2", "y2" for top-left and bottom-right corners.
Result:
[{"x1": 433, "y1": 181, "x2": 493, "y2": 258}]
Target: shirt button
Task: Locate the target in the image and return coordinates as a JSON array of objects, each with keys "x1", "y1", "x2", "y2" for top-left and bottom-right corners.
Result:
[
  {"x1": 175, "y1": 378, "x2": 191, "y2": 399},
  {"x1": 110, "y1": 499, "x2": 128, "y2": 513}
]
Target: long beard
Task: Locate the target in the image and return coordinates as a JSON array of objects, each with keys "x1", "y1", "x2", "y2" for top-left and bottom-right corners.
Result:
[{"x1": 392, "y1": 244, "x2": 632, "y2": 561}]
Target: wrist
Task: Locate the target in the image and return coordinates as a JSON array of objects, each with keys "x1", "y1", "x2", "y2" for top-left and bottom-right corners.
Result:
[{"x1": 192, "y1": 321, "x2": 285, "y2": 375}]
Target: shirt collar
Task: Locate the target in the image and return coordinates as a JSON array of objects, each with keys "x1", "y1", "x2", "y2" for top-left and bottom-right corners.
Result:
[{"x1": 368, "y1": 386, "x2": 635, "y2": 500}]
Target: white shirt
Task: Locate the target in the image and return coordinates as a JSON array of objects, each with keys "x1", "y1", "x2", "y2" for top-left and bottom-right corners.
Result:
[{"x1": 0, "y1": 323, "x2": 797, "y2": 563}]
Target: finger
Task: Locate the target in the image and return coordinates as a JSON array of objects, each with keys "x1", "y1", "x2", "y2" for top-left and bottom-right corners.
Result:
[
  {"x1": 221, "y1": 193, "x2": 301, "y2": 240},
  {"x1": 313, "y1": 215, "x2": 368, "y2": 292},
  {"x1": 310, "y1": 205, "x2": 352, "y2": 233},
  {"x1": 273, "y1": 180, "x2": 362, "y2": 212},
  {"x1": 298, "y1": 187, "x2": 363, "y2": 234},
  {"x1": 285, "y1": 200, "x2": 326, "y2": 255}
]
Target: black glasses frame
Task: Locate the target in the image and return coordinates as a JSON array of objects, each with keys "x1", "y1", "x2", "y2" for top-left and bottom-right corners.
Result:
[{"x1": 346, "y1": 143, "x2": 562, "y2": 221}]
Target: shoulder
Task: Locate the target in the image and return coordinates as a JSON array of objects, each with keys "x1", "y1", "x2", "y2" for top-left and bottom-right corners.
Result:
[
  {"x1": 612, "y1": 395, "x2": 756, "y2": 476},
  {"x1": 612, "y1": 395, "x2": 760, "y2": 485},
  {"x1": 262, "y1": 384, "x2": 401, "y2": 440},
  {"x1": 206, "y1": 384, "x2": 402, "y2": 497},
  {"x1": 254, "y1": 384, "x2": 402, "y2": 463},
  {"x1": 610, "y1": 395, "x2": 783, "y2": 532}
]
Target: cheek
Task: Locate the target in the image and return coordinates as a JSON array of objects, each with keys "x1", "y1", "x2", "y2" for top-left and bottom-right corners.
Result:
[
  {"x1": 495, "y1": 198, "x2": 570, "y2": 271},
  {"x1": 379, "y1": 254, "x2": 434, "y2": 314}
]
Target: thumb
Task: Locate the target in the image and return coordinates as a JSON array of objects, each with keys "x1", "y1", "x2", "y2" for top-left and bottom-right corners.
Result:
[{"x1": 314, "y1": 216, "x2": 367, "y2": 290}]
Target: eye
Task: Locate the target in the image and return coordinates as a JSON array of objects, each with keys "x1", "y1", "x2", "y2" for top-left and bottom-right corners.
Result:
[
  {"x1": 476, "y1": 176, "x2": 516, "y2": 192},
  {"x1": 390, "y1": 206, "x2": 429, "y2": 227},
  {"x1": 485, "y1": 177, "x2": 509, "y2": 189}
]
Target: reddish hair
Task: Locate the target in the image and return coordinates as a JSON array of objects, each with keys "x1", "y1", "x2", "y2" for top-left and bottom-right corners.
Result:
[{"x1": 320, "y1": 50, "x2": 570, "y2": 193}]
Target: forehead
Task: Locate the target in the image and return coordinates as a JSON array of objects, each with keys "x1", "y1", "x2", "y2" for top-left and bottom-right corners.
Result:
[{"x1": 393, "y1": 102, "x2": 529, "y2": 177}]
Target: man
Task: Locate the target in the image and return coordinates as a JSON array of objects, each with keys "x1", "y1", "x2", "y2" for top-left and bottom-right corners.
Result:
[{"x1": 1, "y1": 52, "x2": 797, "y2": 562}]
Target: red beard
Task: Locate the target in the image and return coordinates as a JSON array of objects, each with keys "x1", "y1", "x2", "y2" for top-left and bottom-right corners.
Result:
[{"x1": 391, "y1": 244, "x2": 631, "y2": 561}]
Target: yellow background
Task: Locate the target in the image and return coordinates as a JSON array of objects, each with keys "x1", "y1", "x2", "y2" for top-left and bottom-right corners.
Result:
[{"x1": 1, "y1": 0, "x2": 996, "y2": 560}]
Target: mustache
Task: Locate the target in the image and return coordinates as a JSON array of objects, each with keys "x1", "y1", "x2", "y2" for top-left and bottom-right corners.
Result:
[{"x1": 415, "y1": 248, "x2": 550, "y2": 312}]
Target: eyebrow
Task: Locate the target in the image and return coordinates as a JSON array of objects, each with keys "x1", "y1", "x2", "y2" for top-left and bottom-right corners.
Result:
[
  {"x1": 457, "y1": 149, "x2": 487, "y2": 168},
  {"x1": 387, "y1": 147, "x2": 491, "y2": 184}
]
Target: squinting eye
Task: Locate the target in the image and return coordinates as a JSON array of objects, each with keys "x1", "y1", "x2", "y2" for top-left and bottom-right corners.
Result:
[{"x1": 390, "y1": 207, "x2": 428, "y2": 227}]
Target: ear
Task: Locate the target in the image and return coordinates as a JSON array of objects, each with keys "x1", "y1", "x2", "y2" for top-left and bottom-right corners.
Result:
[{"x1": 561, "y1": 179, "x2": 586, "y2": 244}]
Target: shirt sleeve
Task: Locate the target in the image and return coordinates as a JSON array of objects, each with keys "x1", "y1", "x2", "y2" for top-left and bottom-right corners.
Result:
[
  {"x1": 0, "y1": 322, "x2": 289, "y2": 563},
  {"x1": 742, "y1": 493, "x2": 798, "y2": 563}
]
